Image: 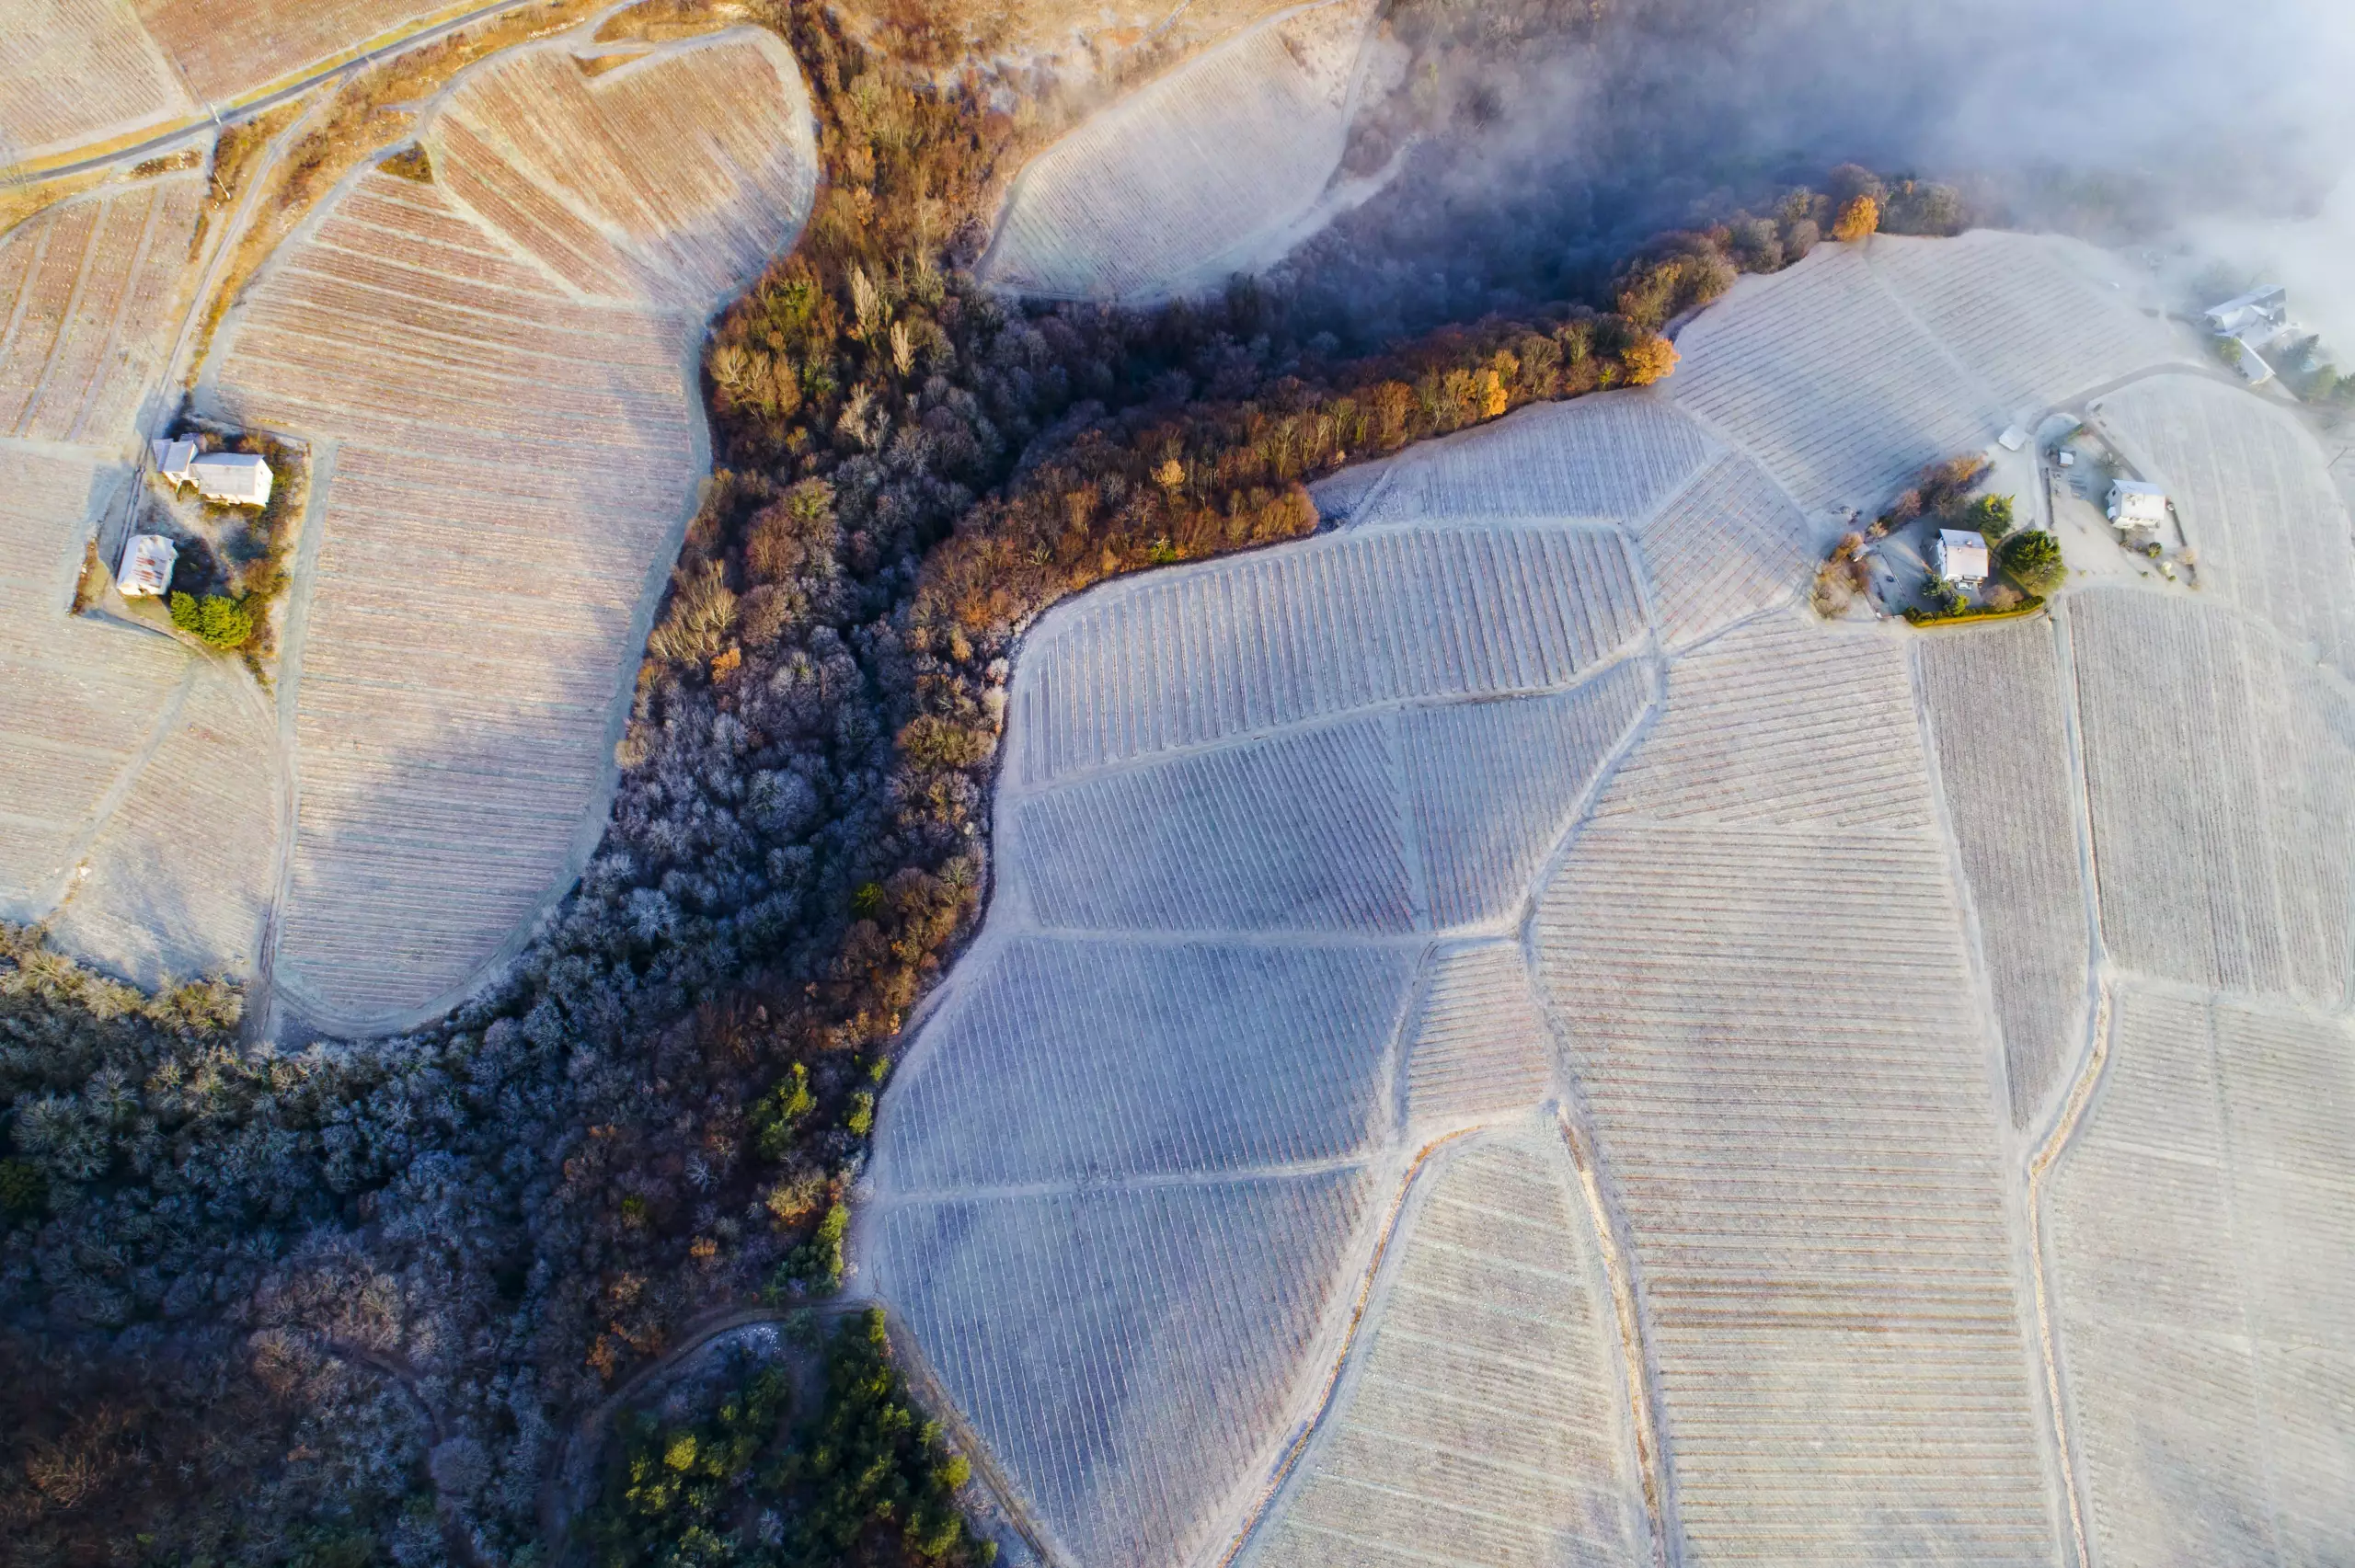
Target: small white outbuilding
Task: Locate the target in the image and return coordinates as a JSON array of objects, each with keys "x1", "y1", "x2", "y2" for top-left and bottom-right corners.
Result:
[
  {"x1": 1934, "y1": 529, "x2": 1990, "y2": 588},
  {"x1": 188, "y1": 452, "x2": 272, "y2": 508},
  {"x1": 117, "y1": 533, "x2": 178, "y2": 598},
  {"x1": 2108, "y1": 480, "x2": 2168, "y2": 529}
]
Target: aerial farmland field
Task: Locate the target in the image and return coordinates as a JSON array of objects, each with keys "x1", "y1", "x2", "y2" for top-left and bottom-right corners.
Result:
[
  {"x1": 198, "y1": 28, "x2": 817, "y2": 1032},
  {"x1": 10, "y1": 0, "x2": 2355, "y2": 1557},
  {"x1": 865, "y1": 226, "x2": 2355, "y2": 1566},
  {"x1": 977, "y1": 0, "x2": 1382, "y2": 302}
]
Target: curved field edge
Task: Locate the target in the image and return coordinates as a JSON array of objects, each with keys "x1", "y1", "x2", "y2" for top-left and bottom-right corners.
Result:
[
  {"x1": 972, "y1": 0, "x2": 1384, "y2": 304},
  {"x1": 194, "y1": 26, "x2": 820, "y2": 1035}
]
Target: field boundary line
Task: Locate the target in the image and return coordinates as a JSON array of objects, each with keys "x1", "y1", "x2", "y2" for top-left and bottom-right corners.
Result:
[
  {"x1": 2025, "y1": 980, "x2": 2110, "y2": 1568},
  {"x1": 1553, "y1": 1107, "x2": 1675, "y2": 1568},
  {"x1": 252, "y1": 439, "x2": 337, "y2": 1043},
  {"x1": 43, "y1": 659, "x2": 198, "y2": 920},
  {"x1": 1212, "y1": 1128, "x2": 1475, "y2": 1568}
]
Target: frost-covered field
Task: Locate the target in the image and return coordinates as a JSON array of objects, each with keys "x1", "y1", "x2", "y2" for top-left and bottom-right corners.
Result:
[
  {"x1": 977, "y1": 0, "x2": 1380, "y2": 303},
  {"x1": 2046, "y1": 989, "x2": 2355, "y2": 1566},
  {"x1": 2095, "y1": 372, "x2": 2355, "y2": 677},
  {"x1": 0, "y1": 175, "x2": 202, "y2": 443},
  {"x1": 864, "y1": 231, "x2": 2355, "y2": 1568},
  {"x1": 1536, "y1": 618, "x2": 2063, "y2": 1566},
  {"x1": 0, "y1": 0, "x2": 192, "y2": 162},
  {"x1": 1917, "y1": 618, "x2": 2090, "y2": 1125},
  {"x1": 200, "y1": 30, "x2": 816, "y2": 1031},
  {"x1": 874, "y1": 499, "x2": 1655, "y2": 1563},
  {"x1": 1239, "y1": 1122, "x2": 1653, "y2": 1568},
  {"x1": 0, "y1": 169, "x2": 287, "y2": 992},
  {"x1": 2068, "y1": 589, "x2": 2354, "y2": 1005}
]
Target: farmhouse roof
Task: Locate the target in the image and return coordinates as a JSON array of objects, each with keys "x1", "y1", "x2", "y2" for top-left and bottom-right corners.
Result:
[
  {"x1": 2108, "y1": 480, "x2": 2168, "y2": 526},
  {"x1": 151, "y1": 437, "x2": 197, "y2": 485},
  {"x1": 117, "y1": 533, "x2": 178, "y2": 598},
  {"x1": 2204, "y1": 284, "x2": 2286, "y2": 332},
  {"x1": 1936, "y1": 528, "x2": 1990, "y2": 584},
  {"x1": 188, "y1": 452, "x2": 272, "y2": 507}
]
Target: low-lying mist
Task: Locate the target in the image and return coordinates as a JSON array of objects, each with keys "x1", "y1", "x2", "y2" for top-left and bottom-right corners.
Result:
[{"x1": 1278, "y1": 0, "x2": 2355, "y2": 346}]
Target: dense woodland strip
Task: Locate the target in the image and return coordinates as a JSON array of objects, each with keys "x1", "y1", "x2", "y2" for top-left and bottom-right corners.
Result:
[{"x1": 0, "y1": 3, "x2": 1964, "y2": 1565}]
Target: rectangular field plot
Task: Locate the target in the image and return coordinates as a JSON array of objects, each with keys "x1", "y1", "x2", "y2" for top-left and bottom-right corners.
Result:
[
  {"x1": 873, "y1": 937, "x2": 1411, "y2": 1192},
  {"x1": 1594, "y1": 615, "x2": 1930, "y2": 828},
  {"x1": 1869, "y1": 233, "x2": 2190, "y2": 414},
  {"x1": 52, "y1": 665, "x2": 277, "y2": 987},
  {"x1": 2096, "y1": 373, "x2": 2355, "y2": 678},
  {"x1": 134, "y1": 0, "x2": 449, "y2": 103},
  {"x1": 1535, "y1": 613, "x2": 2060, "y2": 1565},
  {"x1": 1670, "y1": 246, "x2": 1996, "y2": 516},
  {"x1": 1355, "y1": 394, "x2": 1716, "y2": 529},
  {"x1": 0, "y1": 448, "x2": 188, "y2": 917},
  {"x1": 0, "y1": 0, "x2": 191, "y2": 160},
  {"x1": 1012, "y1": 523, "x2": 1644, "y2": 788},
  {"x1": 1537, "y1": 822, "x2": 2060, "y2": 1566},
  {"x1": 1402, "y1": 943, "x2": 1557, "y2": 1127},
  {"x1": 2067, "y1": 590, "x2": 2354, "y2": 1003},
  {"x1": 1917, "y1": 618, "x2": 2091, "y2": 1126},
  {"x1": 1402, "y1": 656, "x2": 1650, "y2": 928},
  {"x1": 1241, "y1": 1126, "x2": 1651, "y2": 1568},
  {"x1": 874, "y1": 1169, "x2": 1373, "y2": 1568},
  {"x1": 2046, "y1": 989, "x2": 2355, "y2": 1568},
  {"x1": 1010, "y1": 715, "x2": 1415, "y2": 933},
  {"x1": 1629, "y1": 451, "x2": 1816, "y2": 648}
]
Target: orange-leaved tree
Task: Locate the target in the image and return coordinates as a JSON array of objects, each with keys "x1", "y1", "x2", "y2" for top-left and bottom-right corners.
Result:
[
  {"x1": 1621, "y1": 333, "x2": 1680, "y2": 386},
  {"x1": 1834, "y1": 193, "x2": 1880, "y2": 243}
]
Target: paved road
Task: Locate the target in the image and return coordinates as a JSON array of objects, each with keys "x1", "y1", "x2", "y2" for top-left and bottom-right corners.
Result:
[{"x1": 17, "y1": 0, "x2": 539, "y2": 182}]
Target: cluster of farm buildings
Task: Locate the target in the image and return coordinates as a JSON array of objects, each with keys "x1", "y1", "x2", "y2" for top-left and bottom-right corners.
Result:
[{"x1": 113, "y1": 434, "x2": 272, "y2": 600}]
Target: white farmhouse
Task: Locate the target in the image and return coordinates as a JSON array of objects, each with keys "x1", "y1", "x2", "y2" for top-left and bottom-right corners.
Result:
[
  {"x1": 152, "y1": 438, "x2": 273, "y2": 507},
  {"x1": 188, "y1": 452, "x2": 272, "y2": 508},
  {"x1": 117, "y1": 533, "x2": 178, "y2": 598},
  {"x1": 2108, "y1": 479, "x2": 2168, "y2": 529},
  {"x1": 1934, "y1": 528, "x2": 1990, "y2": 588},
  {"x1": 2205, "y1": 284, "x2": 2287, "y2": 338}
]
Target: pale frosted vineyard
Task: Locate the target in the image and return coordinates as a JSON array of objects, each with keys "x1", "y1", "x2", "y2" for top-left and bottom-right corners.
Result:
[
  {"x1": 976, "y1": 0, "x2": 1382, "y2": 303},
  {"x1": 867, "y1": 230, "x2": 2355, "y2": 1568},
  {"x1": 2, "y1": 0, "x2": 460, "y2": 166},
  {"x1": 195, "y1": 29, "x2": 816, "y2": 1032},
  {"x1": 0, "y1": 167, "x2": 290, "y2": 993}
]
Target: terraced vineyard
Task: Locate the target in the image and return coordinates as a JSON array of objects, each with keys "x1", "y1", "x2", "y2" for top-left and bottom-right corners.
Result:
[
  {"x1": 132, "y1": 0, "x2": 457, "y2": 103},
  {"x1": 1353, "y1": 394, "x2": 1717, "y2": 529},
  {"x1": 0, "y1": 168, "x2": 284, "y2": 1000},
  {"x1": 870, "y1": 503, "x2": 1663, "y2": 1565},
  {"x1": 1867, "y1": 232, "x2": 2188, "y2": 415},
  {"x1": 870, "y1": 234, "x2": 2295, "y2": 1565},
  {"x1": 0, "y1": 173, "x2": 205, "y2": 443},
  {"x1": 1917, "y1": 617, "x2": 2091, "y2": 1125},
  {"x1": 1535, "y1": 617, "x2": 2064, "y2": 1565},
  {"x1": 977, "y1": 0, "x2": 1379, "y2": 302},
  {"x1": 2068, "y1": 589, "x2": 2354, "y2": 1005},
  {"x1": 200, "y1": 30, "x2": 817, "y2": 1031},
  {"x1": 50, "y1": 663, "x2": 280, "y2": 988},
  {"x1": 1239, "y1": 1123, "x2": 1654, "y2": 1568},
  {"x1": 1668, "y1": 245, "x2": 1994, "y2": 517},
  {"x1": 2045, "y1": 989, "x2": 2355, "y2": 1566}
]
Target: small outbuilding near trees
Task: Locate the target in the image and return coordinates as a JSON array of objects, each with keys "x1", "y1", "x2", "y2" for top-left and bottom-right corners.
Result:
[{"x1": 117, "y1": 533, "x2": 178, "y2": 598}]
